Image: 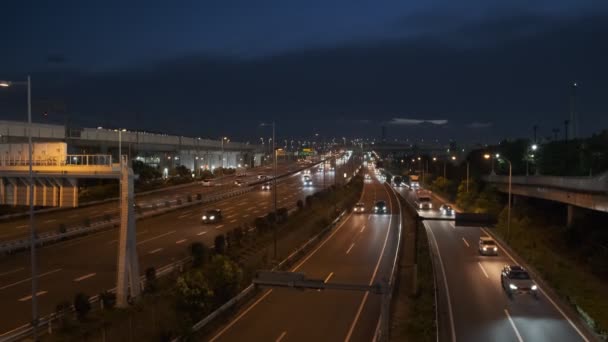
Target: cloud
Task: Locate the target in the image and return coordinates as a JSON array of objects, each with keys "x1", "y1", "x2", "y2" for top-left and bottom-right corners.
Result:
[
  {"x1": 389, "y1": 118, "x2": 448, "y2": 125},
  {"x1": 467, "y1": 121, "x2": 493, "y2": 128}
]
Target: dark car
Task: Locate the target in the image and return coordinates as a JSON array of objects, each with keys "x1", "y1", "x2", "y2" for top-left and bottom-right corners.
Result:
[
  {"x1": 261, "y1": 182, "x2": 271, "y2": 190},
  {"x1": 202, "y1": 209, "x2": 222, "y2": 224},
  {"x1": 373, "y1": 200, "x2": 388, "y2": 214},
  {"x1": 500, "y1": 265, "x2": 538, "y2": 298},
  {"x1": 354, "y1": 202, "x2": 365, "y2": 213},
  {"x1": 440, "y1": 204, "x2": 454, "y2": 216}
]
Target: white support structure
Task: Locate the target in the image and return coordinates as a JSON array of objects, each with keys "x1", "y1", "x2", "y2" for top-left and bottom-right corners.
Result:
[{"x1": 115, "y1": 158, "x2": 140, "y2": 307}]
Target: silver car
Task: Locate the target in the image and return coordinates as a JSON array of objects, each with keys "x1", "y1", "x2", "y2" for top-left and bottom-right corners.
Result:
[
  {"x1": 478, "y1": 237, "x2": 498, "y2": 255},
  {"x1": 500, "y1": 265, "x2": 538, "y2": 298}
]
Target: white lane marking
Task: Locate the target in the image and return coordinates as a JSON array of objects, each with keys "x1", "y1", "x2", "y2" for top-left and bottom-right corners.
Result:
[
  {"x1": 481, "y1": 228, "x2": 590, "y2": 342},
  {"x1": 0, "y1": 268, "x2": 62, "y2": 291},
  {"x1": 243, "y1": 214, "x2": 249, "y2": 218},
  {"x1": 176, "y1": 239, "x2": 187, "y2": 244},
  {"x1": 246, "y1": 207, "x2": 255, "y2": 211},
  {"x1": 292, "y1": 212, "x2": 354, "y2": 271},
  {"x1": 178, "y1": 214, "x2": 189, "y2": 219},
  {"x1": 16, "y1": 225, "x2": 28, "y2": 229},
  {"x1": 212, "y1": 182, "x2": 366, "y2": 341},
  {"x1": 74, "y1": 273, "x2": 96, "y2": 282},
  {"x1": 368, "y1": 215, "x2": 372, "y2": 220},
  {"x1": 216, "y1": 224, "x2": 225, "y2": 229},
  {"x1": 44, "y1": 219, "x2": 56, "y2": 223},
  {"x1": 426, "y1": 224, "x2": 457, "y2": 342},
  {"x1": 197, "y1": 231, "x2": 207, "y2": 236},
  {"x1": 0, "y1": 267, "x2": 25, "y2": 277},
  {"x1": 137, "y1": 231, "x2": 176, "y2": 245},
  {"x1": 324, "y1": 272, "x2": 334, "y2": 283},
  {"x1": 275, "y1": 331, "x2": 287, "y2": 342},
  {"x1": 504, "y1": 309, "x2": 524, "y2": 342},
  {"x1": 462, "y1": 237, "x2": 470, "y2": 247},
  {"x1": 477, "y1": 262, "x2": 489, "y2": 278},
  {"x1": 229, "y1": 219, "x2": 238, "y2": 223},
  {"x1": 18, "y1": 291, "x2": 48, "y2": 302},
  {"x1": 360, "y1": 225, "x2": 366, "y2": 233},
  {"x1": 226, "y1": 214, "x2": 236, "y2": 219},
  {"x1": 345, "y1": 185, "x2": 394, "y2": 342},
  {"x1": 346, "y1": 243, "x2": 355, "y2": 255},
  {"x1": 209, "y1": 289, "x2": 274, "y2": 342},
  {"x1": 149, "y1": 248, "x2": 163, "y2": 254},
  {"x1": 449, "y1": 222, "x2": 456, "y2": 229}
]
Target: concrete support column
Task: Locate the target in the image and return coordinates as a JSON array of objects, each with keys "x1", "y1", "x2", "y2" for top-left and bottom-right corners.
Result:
[
  {"x1": 116, "y1": 162, "x2": 140, "y2": 307},
  {"x1": 567, "y1": 204, "x2": 575, "y2": 227}
]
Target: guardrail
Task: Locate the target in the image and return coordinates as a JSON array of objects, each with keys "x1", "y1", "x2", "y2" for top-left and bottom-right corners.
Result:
[
  {"x1": 372, "y1": 180, "x2": 404, "y2": 342},
  {"x1": 0, "y1": 161, "x2": 325, "y2": 254},
  {"x1": 0, "y1": 256, "x2": 192, "y2": 342},
  {"x1": 0, "y1": 186, "x2": 255, "y2": 255},
  {"x1": 483, "y1": 172, "x2": 608, "y2": 194},
  {"x1": 184, "y1": 192, "x2": 351, "y2": 340}
]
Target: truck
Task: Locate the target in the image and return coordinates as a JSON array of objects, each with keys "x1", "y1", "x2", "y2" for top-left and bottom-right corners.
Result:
[
  {"x1": 409, "y1": 174, "x2": 420, "y2": 190},
  {"x1": 415, "y1": 189, "x2": 433, "y2": 210}
]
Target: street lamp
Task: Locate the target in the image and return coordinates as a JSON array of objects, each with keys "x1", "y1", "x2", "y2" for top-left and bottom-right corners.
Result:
[
  {"x1": 260, "y1": 122, "x2": 277, "y2": 258},
  {"x1": 220, "y1": 137, "x2": 230, "y2": 170},
  {"x1": 114, "y1": 128, "x2": 127, "y2": 165},
  {"x1": 1, "y1": 75, "x2": 39, "y2": 338},
  {"x1": 485, "y1": 153, "x2": 512, "y2": 241}
]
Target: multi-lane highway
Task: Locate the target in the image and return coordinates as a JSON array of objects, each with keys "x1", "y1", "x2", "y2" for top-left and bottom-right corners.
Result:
[
  {"x1": 0, "y1": 163, "x2": 300, "y2": 243},
  {"x1": 395, "y1": 186, "x2": 595, "y2": 342},
  {"x1": 208, "y1": 170, "x2": 401, "y2": 342},
  {"x1": 0, "y1": 160, "x2": 346, "y2": 336}
]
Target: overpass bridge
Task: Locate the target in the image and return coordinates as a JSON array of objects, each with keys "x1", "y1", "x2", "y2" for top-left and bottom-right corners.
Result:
[{"x1": 483, "y1": 172, "x2": 608, "y2": 225}]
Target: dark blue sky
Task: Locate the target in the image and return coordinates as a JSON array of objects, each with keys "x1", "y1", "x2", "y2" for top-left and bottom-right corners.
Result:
[{"x1": 1, "y1": 1, "x2": 607, "y2": 143}]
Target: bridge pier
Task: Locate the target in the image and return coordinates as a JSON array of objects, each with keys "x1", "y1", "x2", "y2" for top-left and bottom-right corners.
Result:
[{"x1": 567, "y1": 204, "x2": 582, "y2": 228}]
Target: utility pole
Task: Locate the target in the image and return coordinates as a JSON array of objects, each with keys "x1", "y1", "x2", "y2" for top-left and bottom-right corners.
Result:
[
  {"x1": 564, "y1": 120, "x2": 570, "y2": 142},
  {"x1": 272, "y1": 122, "x2": 277, "y2": 259}
]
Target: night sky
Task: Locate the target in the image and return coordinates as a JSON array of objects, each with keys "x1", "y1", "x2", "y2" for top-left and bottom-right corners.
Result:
[{"x1": 1, "y1": 0, "x2": 607, "y2": 143}]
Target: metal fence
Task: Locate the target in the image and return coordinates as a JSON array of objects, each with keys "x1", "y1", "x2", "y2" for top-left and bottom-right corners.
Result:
[{"x1": 0, "y1": 154, "x2": 112, "y2": 167}]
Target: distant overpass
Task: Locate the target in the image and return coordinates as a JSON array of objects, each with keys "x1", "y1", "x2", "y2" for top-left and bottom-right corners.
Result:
[
  {"x1": 483, "y1": 172, "x2": 608, "y2": 225},
  {"x1": 0, "y1": 120, "x2": 265, "y2": 170}
]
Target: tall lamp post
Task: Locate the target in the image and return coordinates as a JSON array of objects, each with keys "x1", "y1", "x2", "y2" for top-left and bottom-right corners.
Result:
[
  {"x1": 485, "y1": 153, "x2": 512, "y2": 240},
  {"x1": 261, "y1": 122, "x2": 277, "y2": 258},
  {"x1": 114, "y1": 128, "x2": 127, "y2": 164},
  {"x1": 1, "y1": 76, "x2": 39, "y2": 339},
  {"x1": 220, "y1": 136, "x2": 229, "y2": 171}
]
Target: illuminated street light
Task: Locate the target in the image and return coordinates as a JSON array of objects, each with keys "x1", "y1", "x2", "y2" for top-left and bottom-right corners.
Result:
[
  {"x1": 531, "y1": 144, "x2": 538, "y2": 151},
  {"x1": 484, "y1": 154, "x2": 491, "y2": 160},
  {"x1": 432, "y1": 157, "x2": 437, "y2": 161},
  {"x1": 451, "y1": 156, "x2": 456, "y2": 160},
  {"x1": 1, "y1": 75, "x2": 41, "y2": 338}
]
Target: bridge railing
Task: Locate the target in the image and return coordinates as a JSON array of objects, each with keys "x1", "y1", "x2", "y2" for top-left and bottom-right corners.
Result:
[
  {"x1": 483, "y1": 172, "x2": 608, "y2": 193},
  {"x1": 0, "y1": 154, "x2": 113, "y2": 168}
]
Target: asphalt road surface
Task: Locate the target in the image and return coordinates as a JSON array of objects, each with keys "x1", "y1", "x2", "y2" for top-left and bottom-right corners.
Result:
[
  {"x1": 0, "y1": 160, "x2": 348, "y2": 336},
  {"x1": 0, "y1": 162, "x2": 300, "y2": 242},
  {"x1": 395, "y1": 185, "x2": 595, "y2": 342},
  {"x1": 208, "y1": 170, "x2": 401, "y2": 342}
]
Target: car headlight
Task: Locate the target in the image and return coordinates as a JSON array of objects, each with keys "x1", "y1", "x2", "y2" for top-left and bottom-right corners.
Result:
[
  {"x1": 493, "y1": 247, "x2": 498, "y2": 251},
  {"x1": 210, "y1": 215, "x2": 215, "y2": 220},
  {"x1": 483, "y1": 247, "x2": 487, "y2": 250},
  {"x1": 531, "y1": 285, "x2": 538, "y2": 291},
  {"x1": 202, "y1": 215, "x2": 207, "y2": 220},
  {"x1": 374, "y1": 206, "x2": 379, "y2": 211},
  {"x1": 509, "y1": 284, "x2": 518, "y2": 290}
]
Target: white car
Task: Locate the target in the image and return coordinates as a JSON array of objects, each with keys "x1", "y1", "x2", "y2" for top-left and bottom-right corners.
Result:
[
  {"x1": 257, "y1": 174, "x2": 267, "y2": 180},
  {"x1": 201, "y1": 179, "x2": 213, "y2": 187},
  {"x1": 234, "y1": 180, "x2": 245, "y2": 187},
  {"x1": 354, "y1": 203, "x2": 365, "y2": 213}
]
